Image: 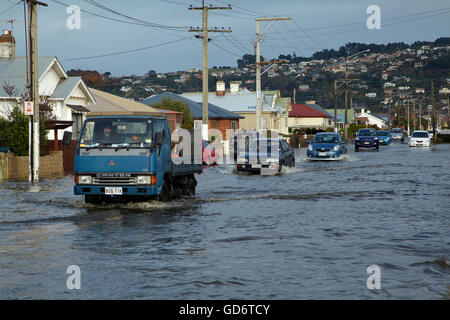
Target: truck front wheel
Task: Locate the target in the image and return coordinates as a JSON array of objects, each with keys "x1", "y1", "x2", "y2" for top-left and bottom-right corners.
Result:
[
  {"x1": 159, "y1": 180, "x2": 172, "y2": 202},
  {"x1": 85, "y1": 195, "x2": 101, "y2": 204}
]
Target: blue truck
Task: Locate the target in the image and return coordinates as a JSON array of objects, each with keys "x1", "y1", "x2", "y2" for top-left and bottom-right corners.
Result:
[{"x1": 73, "y1": 112, "x2": 202, "y2": 203}]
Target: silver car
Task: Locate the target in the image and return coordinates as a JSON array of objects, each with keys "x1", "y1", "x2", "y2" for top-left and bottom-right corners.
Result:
[{"x1": 390, "y1": 128, "x2": 404, "y2": 142}]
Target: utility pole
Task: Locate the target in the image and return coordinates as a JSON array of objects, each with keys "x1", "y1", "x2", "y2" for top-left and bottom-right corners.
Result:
[
  {"x1": 27, "y1": 0, "x2": 47, "y2": 183},
  {"x1": 255, "y1": 17, "x2": 290, "y2": 131},
  {"x1": 412, "y1": 99, "x2": 416, "y2": 132},
  {"x1": 189, "y1": 2, "x2": 231, "y2": 140},
  {"x1": 431, "y1": 80, "x2": 436, "y2": 140},
  {"x1": 407, "y1": 99, "x2": 410, "y2": 136},
  {"x1": 334, "y1": 80, "x2": 337, "y2": 132},
  {"x1": 419, "y1": 102, "x2": 422, "y2": 130}
]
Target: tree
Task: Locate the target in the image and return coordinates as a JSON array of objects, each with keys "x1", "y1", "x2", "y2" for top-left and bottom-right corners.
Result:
[{"x1": 150, "y1": 97, "x2": 194, "y2": 129}]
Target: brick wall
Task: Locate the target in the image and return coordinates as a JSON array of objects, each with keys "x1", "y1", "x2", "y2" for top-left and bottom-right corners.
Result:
[
  {"x1": 208, "y1": 119, "x2": 239, "y2": 140},
  {"x1": 0, "y1": 151, "x2": 64, "y2": 180}
]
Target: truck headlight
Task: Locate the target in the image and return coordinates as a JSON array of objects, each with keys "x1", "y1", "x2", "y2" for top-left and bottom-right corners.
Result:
[
  {"x1": 77, "y1": 175, "x2": 92, "y2": 184},
  {"x1": 333, "y1": 145, "x2": 339, "y2": 151},
  {"x1": 137, "y1": 176, "x2": 151, "y2": 185}
]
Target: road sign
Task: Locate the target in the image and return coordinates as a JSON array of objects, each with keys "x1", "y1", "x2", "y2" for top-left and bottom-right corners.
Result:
[{"x1": 24, "y1": 101, "x2": 34, "y2": 115}]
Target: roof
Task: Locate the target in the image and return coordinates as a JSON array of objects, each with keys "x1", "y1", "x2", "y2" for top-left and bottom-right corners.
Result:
[
  {"x1": 0, "y1": 56, "x2": 57, "y2": 96},
  {"x1": 180, "y1": 91, "x2": 280, "y2": 113},
  {"x1": 289, "y1": 104, "x2": 331, "y2": 118},
  {"x1": 67, "y1": 104, "x2": 90, "y2": 113},
  {"x1": 86, "y1": 111, "x2": 165, "y2": 118},
  {"x1": 325, "y1": 108, "x2": 356, "y2": 122},
  {"x1": 89, "y1": 88, "x2": 163, "y2": 115},
  {"x1": 141, "y1": 92, "x2": 243, "y2": 120}
]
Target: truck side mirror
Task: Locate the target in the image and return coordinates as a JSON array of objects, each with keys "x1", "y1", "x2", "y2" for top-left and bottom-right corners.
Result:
[{"x1": 155, "y1": 132, "x2": 164, "y2": 145}]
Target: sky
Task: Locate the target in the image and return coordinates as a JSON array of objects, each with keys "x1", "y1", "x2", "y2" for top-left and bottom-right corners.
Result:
[{"x1": 1, "y1": 0, "x2": 449, "y2": 76}]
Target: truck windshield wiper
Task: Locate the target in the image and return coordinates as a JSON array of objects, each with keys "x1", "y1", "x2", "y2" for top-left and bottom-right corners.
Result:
[
  {"x1": 84, "y1": 143, "x2": 100, "y2": 151},
  {"x1": 114, "y1": 143, "x2": 130, "y2": 151}
]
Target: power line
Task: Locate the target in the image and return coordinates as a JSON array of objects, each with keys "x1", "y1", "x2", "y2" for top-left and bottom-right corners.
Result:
[
  {"x1": 65, "y1": 37, "x2": 190, "y2": 61},
  {"x1": 0, "y1": 0, "x2": 21, "y2": 18},
  {"x1": 82, "y1": 0, "x2": 189, "y2": 30}
]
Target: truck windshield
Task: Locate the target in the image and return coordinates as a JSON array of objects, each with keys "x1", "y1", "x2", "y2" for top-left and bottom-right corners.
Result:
[{"x1": 79, "y1": 118, "x2": 153, "y2": 148}]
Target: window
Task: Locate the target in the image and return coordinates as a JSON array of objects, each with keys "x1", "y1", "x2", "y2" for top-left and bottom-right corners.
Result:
[
  {"x1": 262, "y1": 118, "x2": 268, "y2": 129},
  {"x1": 155, "y1": 120, "x2": 166, "y2": 143},
  {"x1": 231, "y1": 121, "x2": 237, "y2": 131},
  {"x1": 72, "y1": 113, "x2": 83, "y2": 140}
]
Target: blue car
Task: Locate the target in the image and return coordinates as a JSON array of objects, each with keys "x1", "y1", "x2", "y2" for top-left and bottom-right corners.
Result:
[
  {"x1": 355, "y1": 128, "x2": 379, "y2": 151},
  {"x1": 307, "y1": 132, "x2": 347, "y2": 160},
  {"x1": 376, "y1": 130, "x2": 392, "y2": 145}
]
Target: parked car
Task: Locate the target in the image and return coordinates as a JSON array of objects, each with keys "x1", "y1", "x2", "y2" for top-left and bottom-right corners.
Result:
[
  {"x1": 202, "y1": 140, "x2": 218, "y2": 165},
  {"x1": 376, "y1": 130, "x2": 392, "y2": 145},
  {"x1": 390, "y1": 128, "x2": 405, "y2": 142},
  {"x1": 307, "y1": 132, "x2": 347, "y2": 160},
  {"x1": 236, "y1": 138, "x2": 295, "y2": 174},
  {"x1": 355, "y1": 128, "x2": 379, "y2": 151},
  {"x1": 427, "y1": 130, "x2": 435, "y2": 139},
  {"x1": 409, "y1": 130, "x2": 432, "y2": 147}
]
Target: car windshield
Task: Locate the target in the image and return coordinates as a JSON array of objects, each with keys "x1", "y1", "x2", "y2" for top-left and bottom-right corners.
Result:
[
  {"x1": 79, "y1": 118, "x2": 153, "y2": 148},
  {"x1": 391, "y1": 129, "x2": 402, "y2": 133},
  {"x1": 312, "y1": 134, "x2": 339, "y2": 143},
  {"x1": 358, "y1": 130, "x2": 376, "y2": 137},
  {"x1": 376, "y1": 131, "x2": 389, "y2": 136},
  {"x1": 246, "y1": 139, "x2": 279, "y2": 152},
  {"x1": 412, "y1": 132, "x2": 429, "y2": 138}
]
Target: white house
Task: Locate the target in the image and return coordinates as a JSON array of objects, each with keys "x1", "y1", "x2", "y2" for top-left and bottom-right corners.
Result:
[
  {"x1": 0, "y1": 30, "x2": 95, "y2": 140},
  {"x1": 355, "y1": 109, "x2": 386, "y2": 129}
]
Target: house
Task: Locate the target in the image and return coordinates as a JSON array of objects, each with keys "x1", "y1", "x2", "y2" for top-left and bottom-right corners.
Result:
[
  {"x1": 88, "y1": 88, "x2": 182, "y2": 132},
  {"x1": 325, "y1": 108, "x2": 356, "y2": 129},
  {"x1": 288, "y1": 104, "x2": 332, "y2": 129},
  {"x1": 180, "y1": 82, "x2": 290, "y2": 135},
  {"x1": 0, "y1": 30, "x2": 94, "y2": 141},
  {"x1": 355, "y1": 109, "x2": 386, "y2": 128},
  {"x1": 141, "y1": 91, "x2": 243, "y2": 139}
]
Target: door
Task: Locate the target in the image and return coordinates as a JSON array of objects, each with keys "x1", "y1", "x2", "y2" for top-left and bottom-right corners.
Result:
[{"x1": 154, "y1": 120, "x2": 170, "y2": 186}]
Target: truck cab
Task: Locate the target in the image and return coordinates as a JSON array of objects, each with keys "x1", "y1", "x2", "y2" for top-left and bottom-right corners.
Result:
[{"x1": 73, "y1": 112, "x2": 202, "y2": 203}]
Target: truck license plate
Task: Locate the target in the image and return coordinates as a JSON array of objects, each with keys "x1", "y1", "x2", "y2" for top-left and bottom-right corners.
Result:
[{"x1": 105, "y1": 187, "x2": 123, "y2": 195}]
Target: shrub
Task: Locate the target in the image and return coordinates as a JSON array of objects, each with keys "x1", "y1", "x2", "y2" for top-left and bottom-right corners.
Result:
[{"x1": 0, "y1": 106, "x2": 48, "y2": 157}]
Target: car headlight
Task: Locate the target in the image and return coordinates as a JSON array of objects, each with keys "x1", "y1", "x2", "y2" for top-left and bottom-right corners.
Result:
[
  {"x1": 374, "y1": 137, "x2": 378, "y2": 140},
  {"x1": 137, "y1": 175, "x2": 151, "y2": 184},
  {"x1": 355, "y1": 137, "x2": 360, "y2": 141},
  {"x1": 333, "y1": 145, "x2": 339, "y2": 151},
  {"x1": 308, "y1": 144, "x2": 313, "y2": 151},
  {"x1": 77, "y1": 175, "x2": 92, "y2": 184}
]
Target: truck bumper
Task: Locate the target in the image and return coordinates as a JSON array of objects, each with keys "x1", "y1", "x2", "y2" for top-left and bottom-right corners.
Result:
[{"x1": 74, "y1": 185, "x2": 160, "y2": 196}]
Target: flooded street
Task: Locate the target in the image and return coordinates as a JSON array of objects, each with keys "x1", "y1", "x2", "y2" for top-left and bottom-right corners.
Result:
[{"x1": 0, "y1": 142, "x2": 449, "y2": 299}]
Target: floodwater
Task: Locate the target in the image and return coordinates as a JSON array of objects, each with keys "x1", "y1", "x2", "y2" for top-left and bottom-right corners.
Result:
[{"x1": 0, "y1": 142, "x2": 449, "y2": 299}]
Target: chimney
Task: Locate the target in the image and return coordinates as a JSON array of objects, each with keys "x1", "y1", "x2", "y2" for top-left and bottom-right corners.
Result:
[
  {"x1": 0, "y1": 30, "x2": 16, "y2": 59},
  {"x1": 216, "y1": 80, "x2": 225, "y2": 96},
  {"x1": 230, "y1": 81, "x2": 241, "y2": 94}
]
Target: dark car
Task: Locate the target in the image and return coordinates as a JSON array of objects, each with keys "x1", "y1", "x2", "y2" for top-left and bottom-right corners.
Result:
[
  {"x1": 355, "y1": 128, "x2": 379, "y2": 151},
  {"x1": 236, "y1": 138, "x2": 295, "y2": 174},
  {"x1": 307, "y1": 132, "x2": 347, "y2": 160}
]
